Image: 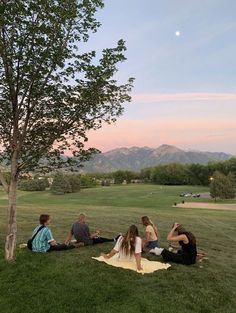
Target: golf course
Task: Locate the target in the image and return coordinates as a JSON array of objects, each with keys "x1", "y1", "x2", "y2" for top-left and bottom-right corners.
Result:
[{"x1": 0, "y1": 184, "x2": 235, "y2": 313}]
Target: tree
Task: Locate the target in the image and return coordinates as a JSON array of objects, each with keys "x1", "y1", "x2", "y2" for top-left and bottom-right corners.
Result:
[
  {"x1": 50, "y1": 172, "x2": 72, "y2": 195},
  {"x1": 67, "y1": 175, "x2": 81, "y2": 192},
  {"x1": 0, "y1": 0, "x2": 134, "y2": 261},
  {"x1": 210, "y1": 171, "x2": 235, "y2": 200},
  {"x1": 151, "y1": 163, "x2": 187, "y2": 185},
  {"x1": 80, "y1": 174, "x2": 97, "y2": 188}
]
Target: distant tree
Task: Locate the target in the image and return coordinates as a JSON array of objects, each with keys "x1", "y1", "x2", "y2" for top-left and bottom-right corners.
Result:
[
  {"x1": 50, "y1": 172, "x2": 72, "y2": 195},
  {"x1": 0, "y1": 0, "x2": 133, "y2": 261},
  {"x1": 124, "y1": 171, "x2": 134, "y2": 184},
  {"x1": 112, "y1": 170, "x2": 134, "y2": 184},
  {"x1": 140, "y1": 168, "x2": 152, "y2": 182},
  {"x1": 151, "y1": 163, "x2": 187, "y2": 185},
  {"x1": 67, "y1": 175, "x2": 81, "y2": 193},
  {"x1": 113, "y1": 170, "x2": 125, "y2": 184},
  {"x1": 210, "y1": 171, "x2": 235, "y2": 200},
  {"x1": 80, "y1": 175, "x2": 97, "y2": 188}
]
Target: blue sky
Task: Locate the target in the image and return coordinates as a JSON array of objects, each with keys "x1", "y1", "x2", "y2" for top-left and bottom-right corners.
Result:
[{"x1": 85, "y1": 0, "x2": 236, "y2": 154}]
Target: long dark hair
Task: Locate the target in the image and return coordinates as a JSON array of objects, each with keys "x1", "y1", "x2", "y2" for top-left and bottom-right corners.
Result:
[
  {"x1": 176, "y1": 225, "x2": 196, "y2": 245},
  {"x1": 120, "y1": 225, "x2": 139, "y2": 256}
]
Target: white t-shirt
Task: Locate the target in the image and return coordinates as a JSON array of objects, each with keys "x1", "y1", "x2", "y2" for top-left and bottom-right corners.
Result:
[{"x1": 113, "y1": 236, "x2": 142, "y2": 261}]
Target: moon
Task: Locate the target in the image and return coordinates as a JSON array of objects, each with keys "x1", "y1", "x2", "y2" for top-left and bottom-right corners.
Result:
[{"x1": 175, "y1": 31, "x2": 180, "y2": 37}]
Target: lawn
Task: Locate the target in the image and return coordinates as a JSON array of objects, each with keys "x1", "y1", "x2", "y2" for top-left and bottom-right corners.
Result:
[{"x1": 0, "y1": 184, "x2": 236, "y2": 313}]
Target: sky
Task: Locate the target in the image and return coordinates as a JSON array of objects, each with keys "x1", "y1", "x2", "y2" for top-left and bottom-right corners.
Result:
[{"x1": 84, "y1": 0, "x2": 236, "y2": 155}]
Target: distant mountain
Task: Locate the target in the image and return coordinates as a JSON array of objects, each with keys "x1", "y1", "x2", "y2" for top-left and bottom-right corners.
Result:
[{"x1": 81, "y1": 144, "x2": 234, "y2": 173}]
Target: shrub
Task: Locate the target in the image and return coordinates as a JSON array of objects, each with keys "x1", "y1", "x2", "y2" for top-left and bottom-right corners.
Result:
[
  {"x1": 18, "y1": 179, "x2": 47, "y2": 191},
  {"x1": 50, "y1": 172, "x2": 72, "y2": 195},
  {"x1": 67, "y1": 175, "x2": 81, "y2": 193},
  {"x1": 210, "y1": 171, "x2": 235, "y2": 200},
  {"x1": 80, "y1": 175, "x2": 97, "y2": 188}
]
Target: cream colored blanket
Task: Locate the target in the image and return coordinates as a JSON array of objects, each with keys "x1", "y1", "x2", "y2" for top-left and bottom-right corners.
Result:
[{"x1": 92, "y1": 256, "x2": 171, "y2": 275}]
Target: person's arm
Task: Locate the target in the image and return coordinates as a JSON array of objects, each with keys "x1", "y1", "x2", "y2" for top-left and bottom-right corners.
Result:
[
  {"x1": 101, "y1": 236, "x2": 122, "y2": 259},
  {"x1": 65, "y1": 232, "x2": 73, "y2": 245},
  {"x1": 135, "y1": 253, "x2": 142, "y2": 271},
  {"x1": 142, "y1": 226, "x2": 152, "y2": 247},
  {"x1": 90, "y1": 230, "x2": 100, "y2": 238},
  {"x1": 101, "y1": 249, "x2": 118, "y2": 259},
  {"x1": 65, "y1": 226, "x2": 74, "y2": 244},
  {"x1": 167, "y1": 223, "x2": 188, "y2": 243},
  {"x1": 85, "y1": 225, "x2": 98, "y2": 239},
  {"x1": 46, "y1": 228, "x2": 57, "y2": 246},
  {"x1": 145, "y1": 230, "x2": 152, "y2": 242}
]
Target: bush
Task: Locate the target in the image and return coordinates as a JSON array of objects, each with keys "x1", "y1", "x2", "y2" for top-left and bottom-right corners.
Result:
[
  {"x1": 80, "y1": 175, "x2": 97, "y2": 188},
  {"x1": 210, "y1": 171, "x2": 235, "y2": 200},
  {"x1": 67, "y1": 175, "x2": 81, "y2": 192},
  {"x1": 50, "y1": 172, "x2": 72, "y2": 195},
  {"x1": 18, "y1": 179, "x2": 47, "y2": 191}
]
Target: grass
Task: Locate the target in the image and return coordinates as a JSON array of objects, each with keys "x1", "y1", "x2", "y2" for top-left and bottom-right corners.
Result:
[{"x1": 0, "y1": 184, "x2": 236, "y2": 313}]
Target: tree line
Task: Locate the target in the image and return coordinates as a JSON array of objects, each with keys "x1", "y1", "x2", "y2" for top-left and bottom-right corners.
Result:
[{"x1": 84, "y1": 158, "x2": 236, "y2": 186}]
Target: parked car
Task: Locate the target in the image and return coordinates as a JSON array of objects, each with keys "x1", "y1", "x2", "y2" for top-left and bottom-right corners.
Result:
[
  {"x1": 184, "y1": 193, "x2": 192, "y2": 197},
  {"x1": 179, "y1": 192, "x2": 194, "y2": 197}
]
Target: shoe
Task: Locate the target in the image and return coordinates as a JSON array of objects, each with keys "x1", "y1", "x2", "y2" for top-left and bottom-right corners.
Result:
[
  {"x1": 150, "y1": 247, "x2": 163, "y2": 256},
  {"x1": 150, "y1": 248, "x2": 157, "y2": 255}
]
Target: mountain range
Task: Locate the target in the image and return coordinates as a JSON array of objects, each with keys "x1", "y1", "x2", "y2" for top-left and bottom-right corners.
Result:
[{"x1": 81, "y1": 144, "x2": 234, "y2": 173}]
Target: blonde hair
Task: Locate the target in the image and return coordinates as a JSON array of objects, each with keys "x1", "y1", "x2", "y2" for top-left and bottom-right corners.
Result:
[
  {"x1": 78, "y1": 213, "x2": 86, "y2": 221},
  {"x1": 141, "y1": 216, "x2": 158, "y2": 237}
]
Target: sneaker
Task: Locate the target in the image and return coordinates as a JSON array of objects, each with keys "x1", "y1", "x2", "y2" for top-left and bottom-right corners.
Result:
[
  {"x1": 150, "y1": 248, "x2": 157, "y2": 255},
  {"x1": 150, "y1": 247, "x2": 163, "y2": 255}
]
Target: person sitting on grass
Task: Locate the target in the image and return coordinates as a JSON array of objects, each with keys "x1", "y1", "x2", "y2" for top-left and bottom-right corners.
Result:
[
  {"x1": 101, "y1": 225, "x2": 143, "y2": 271},
  {"x1": 65, "y1": 213, "x2": 117, "y2": 246},
  {"x1": 141, "y1": 216, "x2": 158, "y2": 250},
  {"x1": 31, "y1": 214, "x2": 75, "y2": 252},
  {"x1": 150, "y1": 223, "x2": 197, "y2": 265}
]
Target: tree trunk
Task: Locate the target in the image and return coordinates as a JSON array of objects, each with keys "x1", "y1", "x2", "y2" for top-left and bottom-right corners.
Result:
[{"x1": 5, "y1": 154, "x2": 18, "y2": 262}]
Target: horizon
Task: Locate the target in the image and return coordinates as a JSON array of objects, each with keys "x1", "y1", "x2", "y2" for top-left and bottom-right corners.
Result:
[{"x1": 84, "y1": 0, "x2": 236, "y2": 155}]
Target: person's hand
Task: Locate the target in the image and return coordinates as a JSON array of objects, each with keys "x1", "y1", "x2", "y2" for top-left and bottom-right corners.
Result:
[
  {"x1": 96, "y1": 230, "x2": 100, "y2": 236},
  {"x1": 172, "y1": 223, "x2": 180, "y2": 230},
  {"x1": 101, "y1": 253, "x2": 109, "y2": 259}
]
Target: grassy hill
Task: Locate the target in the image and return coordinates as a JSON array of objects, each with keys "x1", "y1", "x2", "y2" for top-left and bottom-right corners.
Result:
[{"x1": 0, "y1": 185, "x2": 236, "y2": 313}]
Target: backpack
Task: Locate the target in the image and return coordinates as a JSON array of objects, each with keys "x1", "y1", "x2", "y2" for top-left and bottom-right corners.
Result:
[{"x1": 27, "y1": 225, "x2": 45, "y2": 250}]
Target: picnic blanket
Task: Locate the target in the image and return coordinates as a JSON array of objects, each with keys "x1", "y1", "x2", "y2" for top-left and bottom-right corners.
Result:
[{"x1": 92, "y1": 256, "x2": 171, "y2": 275}]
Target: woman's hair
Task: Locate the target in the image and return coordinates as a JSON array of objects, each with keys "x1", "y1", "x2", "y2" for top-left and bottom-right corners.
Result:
[
  {"x1": 120, "y1": 225, "x2": 139, "y2": 256},
  {"x1": 176, "y1": 224, "x2": 196, "y2": 245},
  {"x1": 39, "y1": 214, "x2": 50, "y2": 225},
  {"x1": 141, "y1": 216, "x2": 158, "y2": 236}
]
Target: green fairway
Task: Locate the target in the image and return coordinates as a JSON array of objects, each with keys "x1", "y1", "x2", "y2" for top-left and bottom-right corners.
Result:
[{"x1": 0, "y1": 184, "x2": 236, "y2": 313}]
